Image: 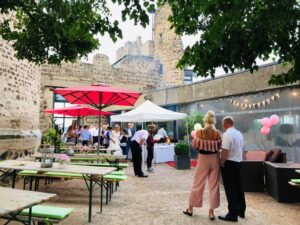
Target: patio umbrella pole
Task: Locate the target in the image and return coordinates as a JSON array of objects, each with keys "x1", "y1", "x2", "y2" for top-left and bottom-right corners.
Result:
[{"x1": 97, "y1": 93, "x2": 103, "y2": 157}]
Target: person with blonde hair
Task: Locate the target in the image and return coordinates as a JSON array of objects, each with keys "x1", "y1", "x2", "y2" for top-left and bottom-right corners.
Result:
[{"x1": 183, "y1": 111, "x2": 222, "y2": 220}]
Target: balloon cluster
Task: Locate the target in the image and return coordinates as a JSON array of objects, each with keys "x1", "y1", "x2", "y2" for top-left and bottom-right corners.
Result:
[
  {"x1": 191, "y1": 123, "x2": 202, "y2": 138},
  {"x1": 260, "y1": 115, "x2": 280, "y2": 135}
]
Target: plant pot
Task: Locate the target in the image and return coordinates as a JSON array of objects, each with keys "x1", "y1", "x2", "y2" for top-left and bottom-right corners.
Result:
[{"x1": 174, "y1": 154, "x2": 190, "y2": 170}]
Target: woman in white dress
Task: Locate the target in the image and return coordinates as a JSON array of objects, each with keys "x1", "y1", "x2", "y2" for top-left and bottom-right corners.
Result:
[{"x1": 107, "y1": 125, "x2": 122, "y2": 155}]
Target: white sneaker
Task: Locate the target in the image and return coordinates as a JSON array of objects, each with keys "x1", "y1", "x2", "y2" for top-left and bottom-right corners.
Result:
[{"x1": 147, "y1": 167, "x2": 154, "y2": 173}]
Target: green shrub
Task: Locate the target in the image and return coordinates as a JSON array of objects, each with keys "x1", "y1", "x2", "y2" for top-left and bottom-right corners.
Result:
[
  {"x1": 42, "y1": 128, "x2": 64, "y2": 153},
  {"x1": 185, "y1": 112, "x2": 204, "y2": 132},
  {"x1": 175, "y1": 142, "x2": 189, "y2": 155}
]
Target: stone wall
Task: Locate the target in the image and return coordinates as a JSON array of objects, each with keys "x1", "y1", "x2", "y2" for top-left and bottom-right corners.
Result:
[
  {"x1": 116, "y1": 37, "x2": 155, "y2": 61},
  {"x1": 39, "y1": 52, "x2": 162, "y2": 132},
  {"x1": 142, "y1": 40, "x2": 154, "y2": 57},
  {"x1": 153, "y1": 6, "x2": 184, "y2": 87},
  {"x1": 142, "y1": 63, "x2": 292, "y2": 106},
  {"x1": 0, "y1": 36, "x2": 41, "y2": 159}
]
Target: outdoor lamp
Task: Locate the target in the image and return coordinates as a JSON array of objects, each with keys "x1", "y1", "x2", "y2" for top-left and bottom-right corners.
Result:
[{"x1": 40, "y1": 148, "x2": 54, "y2": 168}]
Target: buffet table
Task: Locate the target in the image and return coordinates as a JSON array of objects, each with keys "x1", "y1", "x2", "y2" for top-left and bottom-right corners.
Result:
[{"x1": 142, "y1": 144, "x2": 175, "y2": 163}]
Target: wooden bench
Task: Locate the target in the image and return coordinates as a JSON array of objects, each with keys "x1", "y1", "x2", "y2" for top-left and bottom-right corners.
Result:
[
  {"x1": 19, "y1": 205, "x2": 73, "y2": 224},
  {"x1": 18, "y1": 170, "x2": 127, "y2": 205},
  {"x1": 70, "y1": 161, "x2": 129, "y2": 169}
]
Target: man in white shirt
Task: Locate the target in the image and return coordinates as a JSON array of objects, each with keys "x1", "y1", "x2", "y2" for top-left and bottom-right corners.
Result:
[
  {"x1": 219, "y1": 116, "x2": 246, "y2": 222},
  {"x1": 157, "y1": 127, "x2": 168, "y2": 139},
  {"x1": 90, "y1": 126, "x2": 99, "y2": 145},
  {"x1": 130, "y1": 129, "x2": 149, "y2": 177}
]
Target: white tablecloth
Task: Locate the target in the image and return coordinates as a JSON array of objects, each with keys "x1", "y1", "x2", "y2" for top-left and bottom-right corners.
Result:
[{"x1": 142, "y1": 144, "x2": 175, "y2": 163}]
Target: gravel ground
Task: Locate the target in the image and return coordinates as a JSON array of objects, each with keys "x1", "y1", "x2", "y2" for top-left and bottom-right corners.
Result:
[{"x1": 2, "y1": 162, "x2": 300, "y2": 225}]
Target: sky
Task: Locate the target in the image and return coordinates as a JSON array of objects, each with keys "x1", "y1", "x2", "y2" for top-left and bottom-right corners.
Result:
[
  {"x1": 85, "y1": 2, "x2": 200, "y2": 64},
  {"x1": 85, "y1": 2, "x2": 273, "y2": 80}
]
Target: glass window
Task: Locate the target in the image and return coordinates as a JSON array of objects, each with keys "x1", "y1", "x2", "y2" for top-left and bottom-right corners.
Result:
[
  {"x1": 178, "y1": 88, "x2": 300, "y2": 162},
  {"x1": 52, "y1": 94, "x2": 76, "y2": 133}
]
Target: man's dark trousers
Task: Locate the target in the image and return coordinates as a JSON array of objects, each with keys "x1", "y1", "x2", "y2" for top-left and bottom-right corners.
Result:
[
  {"x1": 221, "y1": 160, "x2": 246, "y2": 218},
  {"x1": 131, "y1": 140, "x2": 143, "y2": 176},
  {"x1": 147, "y1": 147, "x2": 154, "y2": 169}
]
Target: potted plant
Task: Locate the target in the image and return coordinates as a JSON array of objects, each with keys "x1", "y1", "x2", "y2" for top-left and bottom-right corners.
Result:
[
  {"x1": 42, "y1": 128, "x2": 64, "y2": 153},
  {"x1": 57, "y1": 154, "x2": 70, "y2": 169},
  {"x1": 174, "y1": 142, "x2": 190, "y2": 169}
]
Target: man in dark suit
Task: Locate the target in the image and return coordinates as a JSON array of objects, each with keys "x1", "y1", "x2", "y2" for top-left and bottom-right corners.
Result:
[{"x1": 125, "y1": 123, "x2": 135, "y2": 159}]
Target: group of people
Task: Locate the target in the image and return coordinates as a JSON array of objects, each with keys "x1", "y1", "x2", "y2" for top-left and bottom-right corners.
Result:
[
  {"x1": 61, "y1": 111, "x2": 245, "y2": 221},
  {"x1": 61, "y1": 122, "x2": 137, "y2": 157},
  {"x1": 62, "y1": 125, "x2": 92, "y2": 145},
  {"x1": 183, "y1": 111, "x2": 246, "y2": 222}
]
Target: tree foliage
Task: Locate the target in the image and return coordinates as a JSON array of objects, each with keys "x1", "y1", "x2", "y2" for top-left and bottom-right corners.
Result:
[
  {"x1": 158, "y1": 0, "x2": 300, "y2": 85},
  {"x1": 0, "y1": 0, "x2": 155, "y2": 64},
  {"x1": 185, "y1": 112, "x2": 204, "y2": 132}
]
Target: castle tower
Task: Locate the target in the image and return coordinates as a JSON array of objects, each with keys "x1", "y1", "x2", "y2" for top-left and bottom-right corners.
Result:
[{"x1": 153, "y1": 6, "x2": 184, "y2": 87}]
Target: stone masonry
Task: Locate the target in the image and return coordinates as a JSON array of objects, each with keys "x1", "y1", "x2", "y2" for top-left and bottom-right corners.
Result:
[
  {"x1": 154, "y1": 6, "x2": 185, "y2": 86},
  {"x1": 0, "y1": 36, "x2": 41, "y2": 159},
  {"x1": 39, "y1": 5, "x2": 185, "y2": 132}
]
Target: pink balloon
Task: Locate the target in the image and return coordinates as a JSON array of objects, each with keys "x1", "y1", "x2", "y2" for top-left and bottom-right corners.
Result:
[
  {"x1": 261, "y1": 127, "x2": 270, "y2": 135},
  {"x1": 191, "y1": 131, "x2": 196, "y2": 138},
  {"x1": 270, "y1": 115, "x2": 280, "y2": 125},
  {"x1": 260, "y1": 117, "x2": 272, "y2": 128}
]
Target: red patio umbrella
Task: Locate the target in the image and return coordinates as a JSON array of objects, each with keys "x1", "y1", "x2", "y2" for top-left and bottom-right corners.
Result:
[
  {"x1": 43, "y1": 105, "x2": 112, "y2": 126},
  {"x1": 43, "y1": 105, "x2": 112, "y2": 117},
  {"x1": 53, "y1": 84, "x2": 141, "y2": 154}
]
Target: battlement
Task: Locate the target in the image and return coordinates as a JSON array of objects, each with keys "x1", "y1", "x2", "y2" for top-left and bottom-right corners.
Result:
[{"x1": 116, "y1": 36, "x2": 154, "y2": 61}]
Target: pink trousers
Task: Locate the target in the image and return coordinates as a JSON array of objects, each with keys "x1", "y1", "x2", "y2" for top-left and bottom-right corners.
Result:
[{"x1": 189, "y1": 153, "x2": 220, "y2": 209}]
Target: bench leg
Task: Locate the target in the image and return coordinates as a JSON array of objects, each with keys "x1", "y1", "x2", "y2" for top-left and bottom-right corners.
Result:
[
  {"x1": 23, "y1": 177, "x2": 27, "y2": 190},
  {"x1": 106, "y1": 182, "x2": 109, "y2": 205},
  {"x1": 28, "y1": 206, "x2": 32, "y2": 225},
  {"x1": 109, "y1": 182, "x2": 112, "y2": 202},
  {"x1": 100, "y1": 176, "x2": 103, "y2": 214},
  {"x1": 34, "y1": 177, "x2": 40, "y2": 191},
  {"x1": 29, "y1": 177, "x2": 33, "y2": 190}
]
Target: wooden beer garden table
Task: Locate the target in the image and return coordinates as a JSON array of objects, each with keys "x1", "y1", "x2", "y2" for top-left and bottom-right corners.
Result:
[
  {"x1": 0, "y1": 187, "x2": 56, "y2": 225},
  {"x1": 0, "y1": 160, "x2": 115, "y2": 223},
  {"x1": 31, "y1": 153, "x2": 126, "y2": 170}
]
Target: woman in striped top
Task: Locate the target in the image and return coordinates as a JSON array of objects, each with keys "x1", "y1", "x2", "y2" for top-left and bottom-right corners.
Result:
[{"x1": 183, "y1": 111, "x2": 222, "y2": 220}]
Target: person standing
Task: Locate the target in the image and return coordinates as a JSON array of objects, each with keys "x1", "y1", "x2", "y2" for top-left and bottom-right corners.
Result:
[
  {"x1": 131, "y1": 129, "x2": 149, "y2": 178},
  {"x1": 107, "y1": 125, "x2": 122, "y2": 155},
  {"x1": 103, "y1": 126, "x2": 111, "y2": 149},
  {"x1": 119, "y1": 129, "x2": 128, "y2": 156},
  {"x1": 218, "y1": 116, "x2": 246, "y2": 222},
  {"x1": 146, "y1": 124, "x2": 157, "y2": 173},
  {"x1": 63, "y1": 125, "x2": 76, "y2": 143},
  {"x1": 157, "y1": 126, "x2": 168, "y2": 142},
  {"x1": 125, "y1": 123, "x2": 135, "y2": 159},
  {"x1": 183, "y1": 111, "x2": 222, "y2": 220},
  {"x1": 80, "y1": 125, "x2": 91, "y2": 146},
  {"x1": 90, "y1": 126, "x2": 99, "y2": 145}
]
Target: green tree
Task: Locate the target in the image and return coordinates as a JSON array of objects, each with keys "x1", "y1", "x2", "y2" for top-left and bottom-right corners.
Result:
[
  {"x1": 0, "y1": 0, "x2": 155, "y2": 64},
  {"x1": 157, "y1": 0, "x2": 300, "y2": 85},
  {"x1": 185, "y1": 112, "x2": 204, "y2": 132}
]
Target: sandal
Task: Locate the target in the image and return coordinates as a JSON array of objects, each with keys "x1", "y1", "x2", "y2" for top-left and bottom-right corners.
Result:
[
  {"x1": 209, "y1": 210, "x2": 215, "y2": 220},
  {"x1": 183, "y1": 209, "x2": 193, "y2": 217}
]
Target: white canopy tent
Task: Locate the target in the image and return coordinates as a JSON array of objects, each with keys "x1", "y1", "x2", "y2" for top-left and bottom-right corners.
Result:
[
  {"x1": 110, "y1": 100, "x2": 187, "y2": 122},
  {"x1": 110, "y1": 100, "x2": 188, "y2": 163}
]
